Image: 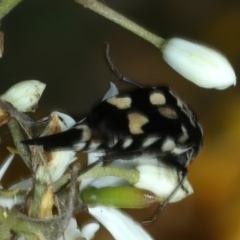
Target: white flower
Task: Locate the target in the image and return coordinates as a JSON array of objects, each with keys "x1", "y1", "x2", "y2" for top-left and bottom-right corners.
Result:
[
  {"x1": 35, "y1": 112, "x2": 77, "y2": 183},
  {"x1": 135, "y1": 165, "x2": 193, "y2": 202},
  {"x1": 162, "y1": 38, "x2": 236, "y2": 89},
  {"x1": 0, "y1": 154, "x2": 24, "y2": 209},
  {"x1": 82, "y1": 154, "x2": 192, "y2": 203},
  {"x1": 58, "y1": 218, "x2": 99, "y2": 240},
  {"x1": 0, "y1": 194, "x2": 24, "y2": 210},
  {"x1": 1, "y1": 80, "x2": 46, "y2": 112},
  {"x1": 81, "y1": 222, "x2": 100, "y2": 240},
  {"x1": 102, "y1": 82, "x2": 119, "y2": 100},
  {"x1": 89, "y1": 206, "x2": 153, "y2": 240},
  {"x1": 9, "y1": 178, "x2": 32, "y2": 191},
  {"x1": 81, "y1": 156, "x2": 190, "y2": 239},
  {"x1": 0, "y1": 154, "x2": 14, "y2": 180}
]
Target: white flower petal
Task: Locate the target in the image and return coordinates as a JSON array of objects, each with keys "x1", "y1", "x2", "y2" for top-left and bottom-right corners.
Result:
[
  {"x1": 17, "y1": 236, "x2": 24, "y2": 240},
  {"x1": 0, "y1": 154, "x2": 14, "y2": 180},
  {"x1": 1, "y1": 80, "x2": 46, "y2": 112},
  {"x1": 58, "y1": 218, "x2": 82, "y2": 240},
  {"x1": 81, "y1": 222, "x2": 100, "y2": 240},
  {"x1": 89, "y1": 206, "x2": 153, "y2": 240},
  {"x1": 55, "y1": 111, "x2": 76, "y2": 128},
  {"x1": 162, "y1": 38, "x2": 236, "y2": 89},
  {"x1": 36, "y1": 150, "x2": 76, "y2": 183},
  {"x1": 36, "y1": 112, "x2": 76, "y2": 182},
  {"x1": 0, "y1": 195, "x2": 24, "y2": 209},
  {"x1": 87, "y1": 176, "x2": 128, "y2": 189},
  {"x1": 0, "y1": 154, "x2": 25, "y2": 209},
  {"x1": 87, "y1": 152, "x2": 105, "y2": 166},
  {"x1": 9, "y1": 178, "x2": 32, "y2": 190},
  {"x1": 135, "y1": 165, "x2": 193, "y2": 202},
  {"x1": 102, "y1": 82, "x2": 119, "y2": 101}
]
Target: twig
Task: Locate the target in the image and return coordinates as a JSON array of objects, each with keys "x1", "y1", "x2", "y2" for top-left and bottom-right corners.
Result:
[
  {"x1": 0, "y1": 99, "x2": 38, "y2": 171},
  {"x1": 0, "y1": 100, "x2": 35, "y2": 126},
  {"x1": 75, "y1": 0, "x2": 165, "y2": 49},
  {"x1": 68, "y1": 162, "x2": 80, "y2": 214},
  {"x1": 7, "y1": 118, "x2": 33, "y2": 171},
  {"x1": 0, "y1": 0, "x2": 22, "y2": 21},
  {"x1": 0, "y1": 31, "x2": 4, "y2": 58}
]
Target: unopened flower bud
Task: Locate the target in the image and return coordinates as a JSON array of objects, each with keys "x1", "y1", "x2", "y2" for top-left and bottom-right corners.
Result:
[
  {"x1": 81, "y1": 186, "x2": 159, "y2": 208},
  {"x1": 1, "y1": 80, "x2": 46, "y2": 112},
  {"x1": 162, "y1": 38, "x2": 236, "y2": 89}
]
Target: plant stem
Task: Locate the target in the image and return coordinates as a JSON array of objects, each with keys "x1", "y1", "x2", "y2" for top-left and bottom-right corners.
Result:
[
  {"x1": 78, "y1": 166, "x2": 139, "y2": 185},
  {"x1": 0, "y1": 31, "x2": 3, "y2": 58},
  {"x1": 8, "y1": 118, "x2": 32, "y2": 171},
  {"x1": 75, "y1": 0, "x2": 165, "y2": 49},
  {"x1": 0, "y1": 0, "x2": 22, "y2": 21},
  {"x1": 0, "y1": 207, "x2": 62, "y2": 240}
]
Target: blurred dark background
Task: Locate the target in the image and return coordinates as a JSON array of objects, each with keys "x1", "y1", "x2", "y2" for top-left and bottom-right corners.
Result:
[{"x1": 0, "y1": 0, "x2": 240, "y2": 239}]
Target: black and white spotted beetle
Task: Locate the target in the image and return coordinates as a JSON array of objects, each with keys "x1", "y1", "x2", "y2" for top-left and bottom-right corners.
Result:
[{"x1": 22, "y1": 44, "x2": 203, "y2": 222}]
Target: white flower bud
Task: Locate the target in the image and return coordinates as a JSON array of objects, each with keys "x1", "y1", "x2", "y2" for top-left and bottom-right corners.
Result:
[
  {"x1": 1, "y1": 80, "x2": 46, "y2": 112},
  {"x1": 162, "y1": 38, "x2": 236, "y2": 89},
  {"x1": 135, "y1": 165, "x2": 193, "y2": 203}
]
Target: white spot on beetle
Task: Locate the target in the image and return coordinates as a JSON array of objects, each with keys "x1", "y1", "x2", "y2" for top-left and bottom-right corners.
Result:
[
  {"x1": 75, "y1": 125, "x2": 91, "y2": 142},
  {"x1": 128, "y1": 112, "x2": 149, "y2": 135},
  {"x1": 73, "y1": 142, "x2": 86, "y2": 151},
  {"x1": 162, "y1": 138, "x2": 175, "y2": 152},
  {"x1": 178, "y1": 125, "x2": 189, "y2": 143},
  {"x1": 108, "y1": 138, "x2": 118, "y2": 148},
  {"x1": 149, "y1": 91, "x2": 166, "y2": 105},
  {"x1": 172, "y1": 147, "x2": 189, "y2": 155},
  {"x1": 169, "y1": 90, "x2": 197, "y2": 127},
  {"x1": 197, "y1": 122, "x2": 203, "y2": 135},
  {"x1": 88, "y1": 140, "x2": 101, "y2": 151},
  {"x1": 107, "y1": 96, "x2": 132, "y2": 109},
  {"x1": 122, "y1": 138, "x2": 133, "y2": 149},
  {"x1": 169, "y1": 91, "x2": 199, "y2": 127},
  {"x1": 169, "y1": 90, "x2": 183, "y2": 108},
  {"x1": 142, "y1": 136, "x2": 160, "y2": 148},
  {"x1": 158, "y1": 107, "x2": 178, "y2": 119},
  {"x1": 181, "y1": 102, "x2": 196, "y2": 127}
]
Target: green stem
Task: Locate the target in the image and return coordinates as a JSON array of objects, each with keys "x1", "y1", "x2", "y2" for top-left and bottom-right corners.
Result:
[
  {"x1": 0, "y1": 0, "x2": 22, "y2": 21},
  {"x1": 7, "y1": 118, "x2": 32, "y2": 171},
  {"x1": 75, "y1": 0, "x2": 165, "y2": 49},
  {"x1": 78, "y1": 166, "x2": 139, "y2": 185},
  {"x1": 0, "y1": 207, "x2": 61, "y2": 240}
]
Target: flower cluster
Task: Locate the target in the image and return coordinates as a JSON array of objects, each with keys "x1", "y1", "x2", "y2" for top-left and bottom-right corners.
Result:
[{"x1": 0, "y1": 38, "x2": 236, "y2": 239}]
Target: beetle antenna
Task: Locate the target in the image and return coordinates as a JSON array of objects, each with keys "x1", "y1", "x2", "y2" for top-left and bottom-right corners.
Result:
[{"x1": 105, "y1": 42, "x2": 143, "y2": 88}]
